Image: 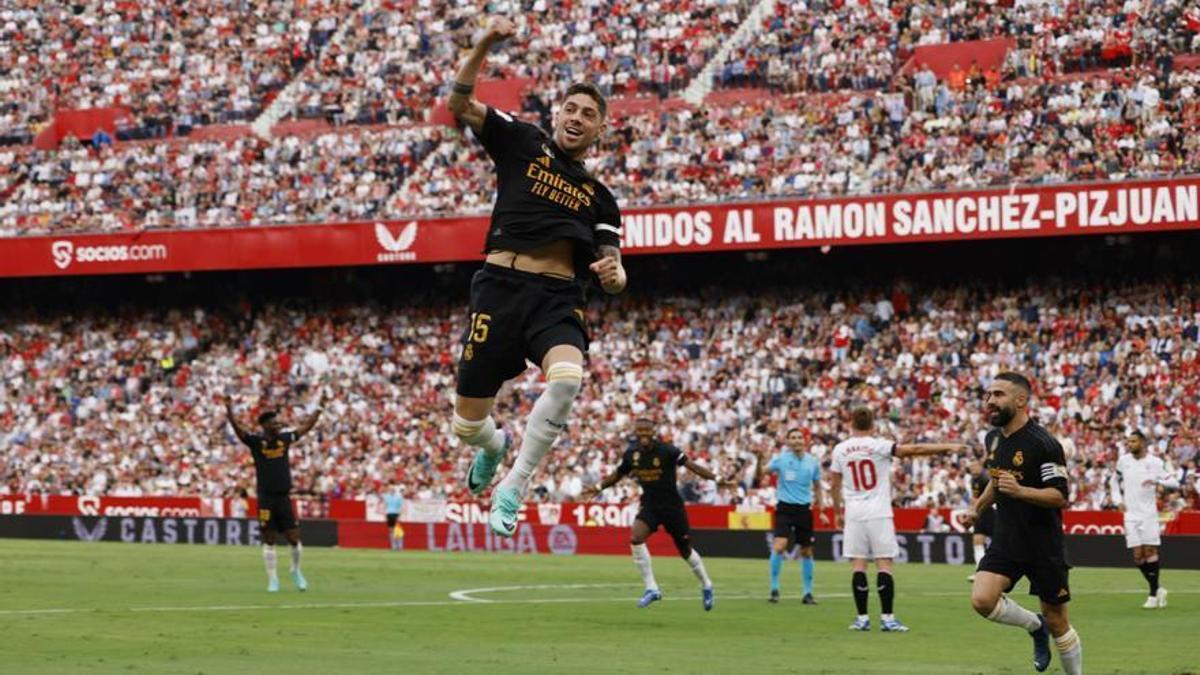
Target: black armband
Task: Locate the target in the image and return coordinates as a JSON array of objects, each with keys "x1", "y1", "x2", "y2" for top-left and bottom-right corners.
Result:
[{"x1": 451, "y1": 81, "x2": 475, "y2": 96}]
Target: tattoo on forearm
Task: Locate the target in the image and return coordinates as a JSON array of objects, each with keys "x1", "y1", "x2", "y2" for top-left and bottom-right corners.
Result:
[{"x1": 598, "y1": 245, "x2": 621, "y2": 264}]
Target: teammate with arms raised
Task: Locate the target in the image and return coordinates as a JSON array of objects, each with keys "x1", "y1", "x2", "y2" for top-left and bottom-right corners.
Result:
[
  {"x1": 226, "y1": 397, "x2": 324, "y2": 592},
  {"x1": 446, "y1": 17, "x2": 627, "y2": 537},
  {"x1": 966, "y1": 373, "x2": 1082, "y2": 674},
  {"x1": 1110, "y1": 430, "x2": 1178, "y2": 608},
  {"x1": 584, "y1": 418, "x2": 730, "y2": 611},
  {"x1": 755, "y1": 428, "x2": 827, "y2": 604},
  {"x1": 830, "y1": 407, "x2": 967, "y2": 632}
]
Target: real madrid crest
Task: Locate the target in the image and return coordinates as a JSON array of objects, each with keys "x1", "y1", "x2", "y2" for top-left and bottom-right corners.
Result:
[{"x1": 1013, "y1": 450, "x2": 1024, "y2": 467}]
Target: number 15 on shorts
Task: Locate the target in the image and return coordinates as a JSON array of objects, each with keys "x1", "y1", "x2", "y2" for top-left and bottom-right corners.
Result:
[
  {"x1": 463, "y1": 313, "x2": 491, "y2": 361},
  {"x1": 470, "y1": 313, "x2": 491, "y2": 342}
]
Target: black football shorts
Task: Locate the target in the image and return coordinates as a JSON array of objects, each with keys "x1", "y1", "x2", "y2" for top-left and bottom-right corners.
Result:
[
  {"x1": 257, "y1": 492, "x2": 298, "y2": 533},
  {"x1": 978, "y1": 550, "x2": 1071, "y2": 605},
  {"x1": 456, "y1": 263, "x2": 588, "y2": 398},
  {"x1": 773, "y1": 502, "x2": 815, "y2": 547}
]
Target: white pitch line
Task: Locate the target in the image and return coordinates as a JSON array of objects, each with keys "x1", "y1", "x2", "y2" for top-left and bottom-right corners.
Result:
[{"x1": 449, "y1": 583, "x2": 632, "y2": 603}]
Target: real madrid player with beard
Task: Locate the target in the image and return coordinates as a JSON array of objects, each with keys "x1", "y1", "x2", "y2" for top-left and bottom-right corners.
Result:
[
  {"x1": 1110, "y1": 429, "x2": 1178, "y2": 609},
  {"x1": 965, "y1": 373, "x2": 1082, "y2": 675},
  {"x1": 583, "y1": 418, "x2": 734, "y2": 611},
  {"x1": 446, "y1": 16, "x2": 627, "y2": 537}
]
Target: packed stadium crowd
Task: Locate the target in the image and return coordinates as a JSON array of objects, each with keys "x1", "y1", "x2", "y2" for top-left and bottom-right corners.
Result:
[
  {"x1": 715, "y1": 0, "x2": 1200, "y2": 93},
  {"x1": 0, "y1": 126, "x2": 446, "y2": 234},
  {"x1": 0, "y1": 0, "x2": 349, "y2": 144},
  {"x1": 2, "y1": 272, "x2": 1198, "y2": 514}
]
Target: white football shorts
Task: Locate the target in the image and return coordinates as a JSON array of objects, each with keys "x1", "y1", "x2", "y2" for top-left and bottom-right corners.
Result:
[
  {"x1": 843, "y1": 517, "x2": 900, "y2": 559},
  {"x1": 1123, "y1": 515, "x2": 1161, "y2": 548}
]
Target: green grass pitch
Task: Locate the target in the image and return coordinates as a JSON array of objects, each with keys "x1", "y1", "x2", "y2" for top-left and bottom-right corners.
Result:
[{"x1": 1, "y1": 540, "x2": 1196, "y2": 674}]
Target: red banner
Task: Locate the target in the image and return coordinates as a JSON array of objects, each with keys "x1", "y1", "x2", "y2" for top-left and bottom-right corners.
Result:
[{"x1": 3, "y1": 177, "x2": 1199, "y2": 278}]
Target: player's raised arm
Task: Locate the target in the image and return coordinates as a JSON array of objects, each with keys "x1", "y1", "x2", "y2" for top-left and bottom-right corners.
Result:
[
  {"x1": 225, "y1": 400, "x2": 252, "y2": 444},
  {"x1": 292, "y1": 395, "x2": 327, "y2": 440},
  {"x1": 447, "y1": 17, "x2": 516, "y2": 135},
  {"x1": 894, "y1": 442, "x2": 971, "y2": 458}
]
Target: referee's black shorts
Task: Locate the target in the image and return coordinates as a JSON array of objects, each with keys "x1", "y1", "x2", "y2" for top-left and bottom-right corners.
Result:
[
  {"x1": 456, "y1": 264, "x2": 589, "y2": 398},
  {"x1": 978, "y1": 549, "x2": 1071, "y2": 605},
  {"x1": 773, "y1": 502, "x2": 814, "y2": 547}
]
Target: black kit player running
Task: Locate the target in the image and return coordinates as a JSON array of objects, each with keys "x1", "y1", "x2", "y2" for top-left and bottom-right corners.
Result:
[
  {"x1": 587, "y1": 419, "x2": 735, "y2": 611},
  {"x1": 226, "y1": 399, "x2": 323, "y2": 592},
  {"x1": 446, "y1": 16, "x2": 628, "y2": 539},
  {"x1": 968, "y1": 373, "x2": 1082, "y2": 675},
  {"x1": 978, "y1": 423, "x2": 1071, "y2": 604}
]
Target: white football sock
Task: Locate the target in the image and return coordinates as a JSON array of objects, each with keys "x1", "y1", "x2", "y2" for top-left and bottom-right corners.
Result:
[
  {"x1": 451, "y1": 413, "x2": 507, "y2": 456},
  {"x1": 631, "y1": 543, "x2": 659, "y2": 591},
  {"x1": 1055, "y1": 627, "x2": 1082, "y2": 675},
  {"x1": 686, "y1": 550, "x2": 713, "y2": 589},
  {"x1": 973, "y1": 544, "x2": 986, "y2": 568},
  {"x1": 262, "y1": 544, "x2": 278, "y2": 582},
  {"x1": 986, "y1": 596, "x2": 1042, "y2": 631},
  {"x1": 497, "y1": 362, "x2": 582, "y2": 493},
  {"x1": 290, "y1": 542, "x2": 302, "y2": 573}
]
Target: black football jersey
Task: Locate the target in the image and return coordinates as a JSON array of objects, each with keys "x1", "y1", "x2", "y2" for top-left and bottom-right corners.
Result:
[
  {"x1": 243, "y1": 431, "x2": 298, "y2": 494},
  {"x1": 984, "y1": 420, "x2": 1068, "y2": 561},
  {"x1": 472, "y1": 107, "x2": 621, "y2": 276},
  {"x1": 616, "y1": 440, "x2": 687, "y2": 507}
]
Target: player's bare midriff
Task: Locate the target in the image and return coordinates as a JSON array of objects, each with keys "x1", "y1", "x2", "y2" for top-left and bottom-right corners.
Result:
[{"x1": 485, "y1": 239, "x2": 576, "y2": 279}]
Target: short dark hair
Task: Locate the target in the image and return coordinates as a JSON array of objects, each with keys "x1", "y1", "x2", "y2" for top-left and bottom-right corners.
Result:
[
  {"x1": 785, "y1": 427, "x2": 805, "y2": 437},
  {"x1": 1130, "y1": 429, "x2": 1147, "y2": 440},
  {"x1": 994, "y1": 372, "x2": 1032, "y2": 395},
  {"x1": 564, "y1": 82, "x2": 607, "y2": 119},
  {"x1": 850, "y1": 407, "x2": 874, "y2": 431},
  {"x1": 257, "y1": 410, "x2": 278, "y2": 426}
]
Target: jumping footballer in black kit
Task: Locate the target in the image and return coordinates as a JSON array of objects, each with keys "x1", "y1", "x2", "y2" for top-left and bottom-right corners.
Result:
[
  {"x1": 584, "y1": 418, "x2": 734, "y2": 611},
  {"x1": 446, "y1": 16, "x2": 628, "y2": 539},
  {"x1": 966, "y1": 373, "x2": 1082, "y2": 675},
  {"x1": 226, "y1": 398, "x2": 324, "y2": 593}
]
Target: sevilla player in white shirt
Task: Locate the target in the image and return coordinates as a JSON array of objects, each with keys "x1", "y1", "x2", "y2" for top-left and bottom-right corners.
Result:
[
  {"x1": 1110, "y1": 430, "x2": 1179, "y2": 608},
  {"x1": 830, "y1": 407, "x2": 968, "y2": 632}
]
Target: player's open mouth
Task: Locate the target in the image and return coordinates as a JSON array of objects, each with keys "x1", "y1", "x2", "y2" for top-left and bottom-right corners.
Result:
[{"x1": 565, "y1": 127, "x2": 582, "y2": 141}]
